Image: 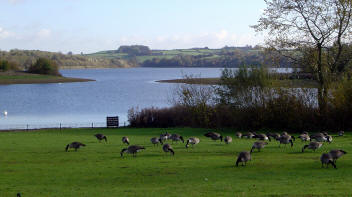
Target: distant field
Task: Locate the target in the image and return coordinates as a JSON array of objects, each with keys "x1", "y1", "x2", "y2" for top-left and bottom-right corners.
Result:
[
  {"x1": 0, "y1": 72, "x2": 93, "y2": 85},
  {"x1": 0, "y1": 128, "x2": 351, "y2": 196}
]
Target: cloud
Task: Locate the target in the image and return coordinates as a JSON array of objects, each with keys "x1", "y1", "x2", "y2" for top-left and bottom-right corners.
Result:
[
  {"x1": 0, "y1": 27, "x2": 12, "y2": 39},
  {"x1": 36, "y1": 28, "x2": 51, "y2": 38}
]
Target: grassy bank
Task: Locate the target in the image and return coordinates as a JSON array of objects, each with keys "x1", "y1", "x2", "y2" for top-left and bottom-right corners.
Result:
[
  {"x1": 157, "y1": 77, "x2": 319, "y2": 88},
  {"x1": 0, "y1": 71, "x2": 94, "y2": 85},
  {"x1": 0, "y1": 128, "x2": 351, "y2": 196}
]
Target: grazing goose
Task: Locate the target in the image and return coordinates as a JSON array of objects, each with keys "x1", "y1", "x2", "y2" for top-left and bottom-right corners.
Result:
[
  {"x1": 242, "y1": 132, "x2": 255, "y2": 139},
  {"x1": 236, "y1": 132, "x2": 242, "y2": 138},
  {"x1": 329, "y1": 150, "x2": 347, "y2": 163},
  {"x1": 65, "y1": 142, "x2": 86, "y2": 152},
  {"x1": 250, "y1": 141, "x2": 268, "y2": 153},
  {"x1": 278, "y1": 135, "x2": 293, "y2": 147},
  {"x1": 281, "y1": 132, "x2": 295, "y2": 141},
  {"x1": 325, "y1": 135, "x2": 333, "y2": 143},
  {"x1": 298, "y1": 134, "x2": 310, "y2": 142},
  {"x1": 17, "y1": 193, "x2": 21, "y2": 197},
  {"x1": 185, "y1": 137, "x2": 200, "y2": 148},
  {"x1": 162, "y1": 144, "x2": 175, "y2": 155},
  {"x1": 224, "y1": 136, "x2": 233, "y2": 144},
  {"x1": 302, "y1": 142, "x2": 323, "y2": 152},
  {"x1": 204, "y1": 132, "x2": 223, "y2": 142},
  {"x1": 267, "y1": 132, "x2": 280, "y2": 140},
  {"x1": 160, "y1": 132, "x2": 171, "y2": 142},
  {"x1": 151, "y1": 137, "x2": 163, "y2": 146},
  {"x1": 254, "y1": 134, "x2": 271, "y2": 141},
  {"x1": 120, "y1": 145, "x2": 145, "y2": 157},
  {"x1": 170, "y1": 134, "x2": 184, "y2": 143},
  {"x1": 310, "y1": 133, "x2": 325, "y2": 142},
  {"x1": 320, "y1": 153, "x2": 336, "y2": 168},
  {"x1": 338, "y1": 131, "x2": 344, "y2": 136},
  {"x1": 122, "y1": 136, "x2": 130, "y2": 145},
  {"x1": 94, "y1": 133, "x2": 107, "y2": 142},
  {"x1": 236, "y1": 151, "x2": 251, "y2": 167}
]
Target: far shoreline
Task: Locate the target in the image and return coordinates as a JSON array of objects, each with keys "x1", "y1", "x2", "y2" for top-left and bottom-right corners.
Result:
[{"x1": 0, "y1": 71, "x2": 94, "y2": 85}]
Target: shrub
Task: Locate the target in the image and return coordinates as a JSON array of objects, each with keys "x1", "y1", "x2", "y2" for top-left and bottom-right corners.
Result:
[
  {"x1": 27, "y1": 58, "x2": 61, "y2": 76},
  {"x1": 0, "y1": 60, "x2": 20, "y2": 71}
]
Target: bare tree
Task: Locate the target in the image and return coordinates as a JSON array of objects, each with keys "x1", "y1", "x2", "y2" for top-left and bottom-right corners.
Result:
[{"x1": 252, "y1": 0, "x2": 352, "y2": 111}]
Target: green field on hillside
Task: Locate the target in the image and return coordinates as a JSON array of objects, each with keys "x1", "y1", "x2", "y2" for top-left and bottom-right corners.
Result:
[{"x1": 0, "y1": 128, "x2": 350, "y2": 196}]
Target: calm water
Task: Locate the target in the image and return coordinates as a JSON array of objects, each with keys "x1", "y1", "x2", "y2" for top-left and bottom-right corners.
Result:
[{"x1": 0, "y1": 68, "x2": 225, "y2": 129}]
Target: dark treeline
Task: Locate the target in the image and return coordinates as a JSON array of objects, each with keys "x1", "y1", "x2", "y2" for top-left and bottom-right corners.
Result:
[
  {"x1": 128, "y1": 67, "x2": 352, "y2": 131},
  {"x1": 142, "y1": 50, "x2": 292, "y2": 68}
]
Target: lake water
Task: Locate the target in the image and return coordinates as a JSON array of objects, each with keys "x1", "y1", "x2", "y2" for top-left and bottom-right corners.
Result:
[
  {"x1": 0, "y1": 67, "x2": 293, "y2": 130},
  {"x1": 0, "y1": 68, "x2": 226, "y2": 129}
]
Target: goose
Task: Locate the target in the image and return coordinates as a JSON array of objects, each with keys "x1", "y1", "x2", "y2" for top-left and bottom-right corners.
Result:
[
  {"x1": 94, "y1": 134, "x2": 107, "y2": 142},
  {"x1": 250, "y1": 141, "x2": 268, "y2": 153},
  {"x1": 204, "y1": 132, "x2": 223, "y2": 142},
  {"x1": 281, "y1": 132, "x2": 295, "y2": 141},
  {"x1": 267, "y1": 132, "x2": 280, "y2": 140},
  {"x1": 65, "y1": 142, "x2": 86, "y2": 152},
  {"x1": 278, "y1": 135, "x2": 293, "y2": 147},
  {"x1": 236, "y1": 151, "x2": 251, "y2": 167},
  {"x1": 302, "y1": 142, "x2": 323, "y2": 152},
  {"x1": 329, "y1": 150, "x2": 347, "y2": 163},
  {"x1": 325, "y1": 135, "x2": 333, "y2": 144},
  {"x1": 320, "y1": 153, "x2": 336, "y2": 168},
  {"x1": 310, "y1": 133, "x2": 325, "y2": 142},
  {"x1": 338, "y1": 131, "x2": 344, "y2": 136},
  {"x1": 254, "y1": 134, "x2": 271, "y2": 141},
  {"x1": 151, "y1": 137, "x2": 163, "y2": 146},
  {"x1": 17, "y1": 193, "x2": 21, "y2": 197},
  {"x1": 160, "y1": 132, "x2": 171, "y2": 141},
  {"x1": 185, "y1": 137, "x2": 200, "y2": 148},
  {"x1": 162, "y1": 144, "x2": 175, "y2": 155},
  {"x1": 235, "y1": 132, "x2": 242, "y2": 138},
  {"x1": 298, "y1": 134, "x2": 310, "y2": 142},
  {"x1": 224, "y1": 136, "x2": 232, "y2": 144},
  {"x1": 242, "y1": 132, "x2": 255, "y2": 139},
  {"x1": 170, "y1": 134, "x2": 184, "y2": 143},
  {"x1": 120, "y1": 145, "x2": 145, "y2": 157},
  {"x1": 122, "y1": 136, "x2": 130, "y2": 145}
]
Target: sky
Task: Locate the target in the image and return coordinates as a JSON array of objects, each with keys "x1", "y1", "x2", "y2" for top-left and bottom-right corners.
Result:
[{"x1": 0, "y1": 0, "x2": 267, "y2": 53}]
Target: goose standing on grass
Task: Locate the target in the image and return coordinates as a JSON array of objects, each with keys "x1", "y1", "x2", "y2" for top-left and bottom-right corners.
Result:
[
  {"x1": 242, "y1": 132, "x2": 255, "y2": 139},
  {"x1": 236, "y1": 151, "x2": 251, "y2": 167},
  {"x1": 170, "y1": 134, "x2": 184, "y2": 143},
  {"x1": 267, "y1": 133, "x2": 280, "y2": 141},
  {"x1": 162, "y1": 144, "x2": 175, "y2": 155},
  {"x1": 325, "y1": 135, "x2": 333, "y2": 144},
  {"x1": 320, "y1": 153, "x2": 336, "y2": 169},
  {"x1": 151, "y1": 137, "x2": 163, "y2": 146},
  {"x1": 236, "y1": 132, "x2": 242, "y2": 138},
  {"x1": 224, "y1": 136, "x2": 232, "y2": 144},
  {"x1": 298, "y1": 133, "x2": 310, "y2": 142},
  {"x1": 204, "y1": 132, "x2": 223, "y2": 142},
  {"x1": 281, "y1": 132, "x2": 295, "y2": 141},
  {"x1": 302, "y1": 142, "x2": 322, "y2": 152},
  {"x1": 329, "y1": 150, "x2": 347, "y2": 163},
  {"x1": 120, "y1": 145, "x2": 145, "y2": 157},
  {"x1": 160, "y1": 132, "x2": 171, "y2": 142},
  {"x1": 185, "y1": 137, "x2": 200, "y2": 148},
  {"x1": 94, "y1": 134, "x2": 107, "y2": 142},
  {"x1": 65, "y1": 142, "x2": 86, "y2": 152},
  {"x1": 310, "y1": 133, "x2": 326, "y2": 142},
  {"x1": 122, "y1": 136, "x2": 130, "y2": 145},
  {"x1": 254, "y1": 134, "x2": 271, "y2": 141},
  {"x1": 250, "y1": 141, "x2": 268, "y2": 153},
  {"x1": 278, "y1": 135, "x2": 294, "y2": 147}
]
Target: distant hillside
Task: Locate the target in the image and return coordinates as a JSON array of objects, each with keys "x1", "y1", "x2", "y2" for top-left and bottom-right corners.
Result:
[
  {"x1": 87, "y1": 45, "x2": 292, "y2": 68},
  {"x1": 0, "y1": 50, "x2": 136, "y2": 70}
]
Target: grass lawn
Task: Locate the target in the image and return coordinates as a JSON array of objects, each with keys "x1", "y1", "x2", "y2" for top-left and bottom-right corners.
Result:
[
  {"x1": 0, "y1": 128, "x2": 351, "y2": 196},
  {"x1": 0, "y1": 72, "x2": 93, "y2": 85}
]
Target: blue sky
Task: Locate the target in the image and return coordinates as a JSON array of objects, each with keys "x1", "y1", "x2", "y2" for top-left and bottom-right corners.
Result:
[{"x1": 0, "y1": 0, "x2": 266, "y2": 53}]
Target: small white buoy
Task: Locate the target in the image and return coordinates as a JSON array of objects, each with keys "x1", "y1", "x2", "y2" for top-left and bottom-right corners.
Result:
[{"x1": 4, "y1": 110, "x2": 7, "y2": 116}]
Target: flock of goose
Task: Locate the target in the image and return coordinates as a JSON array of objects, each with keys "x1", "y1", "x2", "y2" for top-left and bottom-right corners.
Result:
[{"x1": 64, "y1": 130, "x2": 347, "y2": 169}]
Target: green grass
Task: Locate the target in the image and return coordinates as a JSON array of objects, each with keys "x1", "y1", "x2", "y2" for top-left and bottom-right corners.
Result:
[{"x1": 0, "y1": 128, "x2": 351, "y2": 196}]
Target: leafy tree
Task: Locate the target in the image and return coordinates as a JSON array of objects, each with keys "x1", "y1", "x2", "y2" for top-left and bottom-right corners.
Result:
[
  {"x1": 27, "y1": 58, "x2": 61, "y2": 76},
  {"x1": 253, "y1": 0, "x2": 352, "y2": 112}
]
